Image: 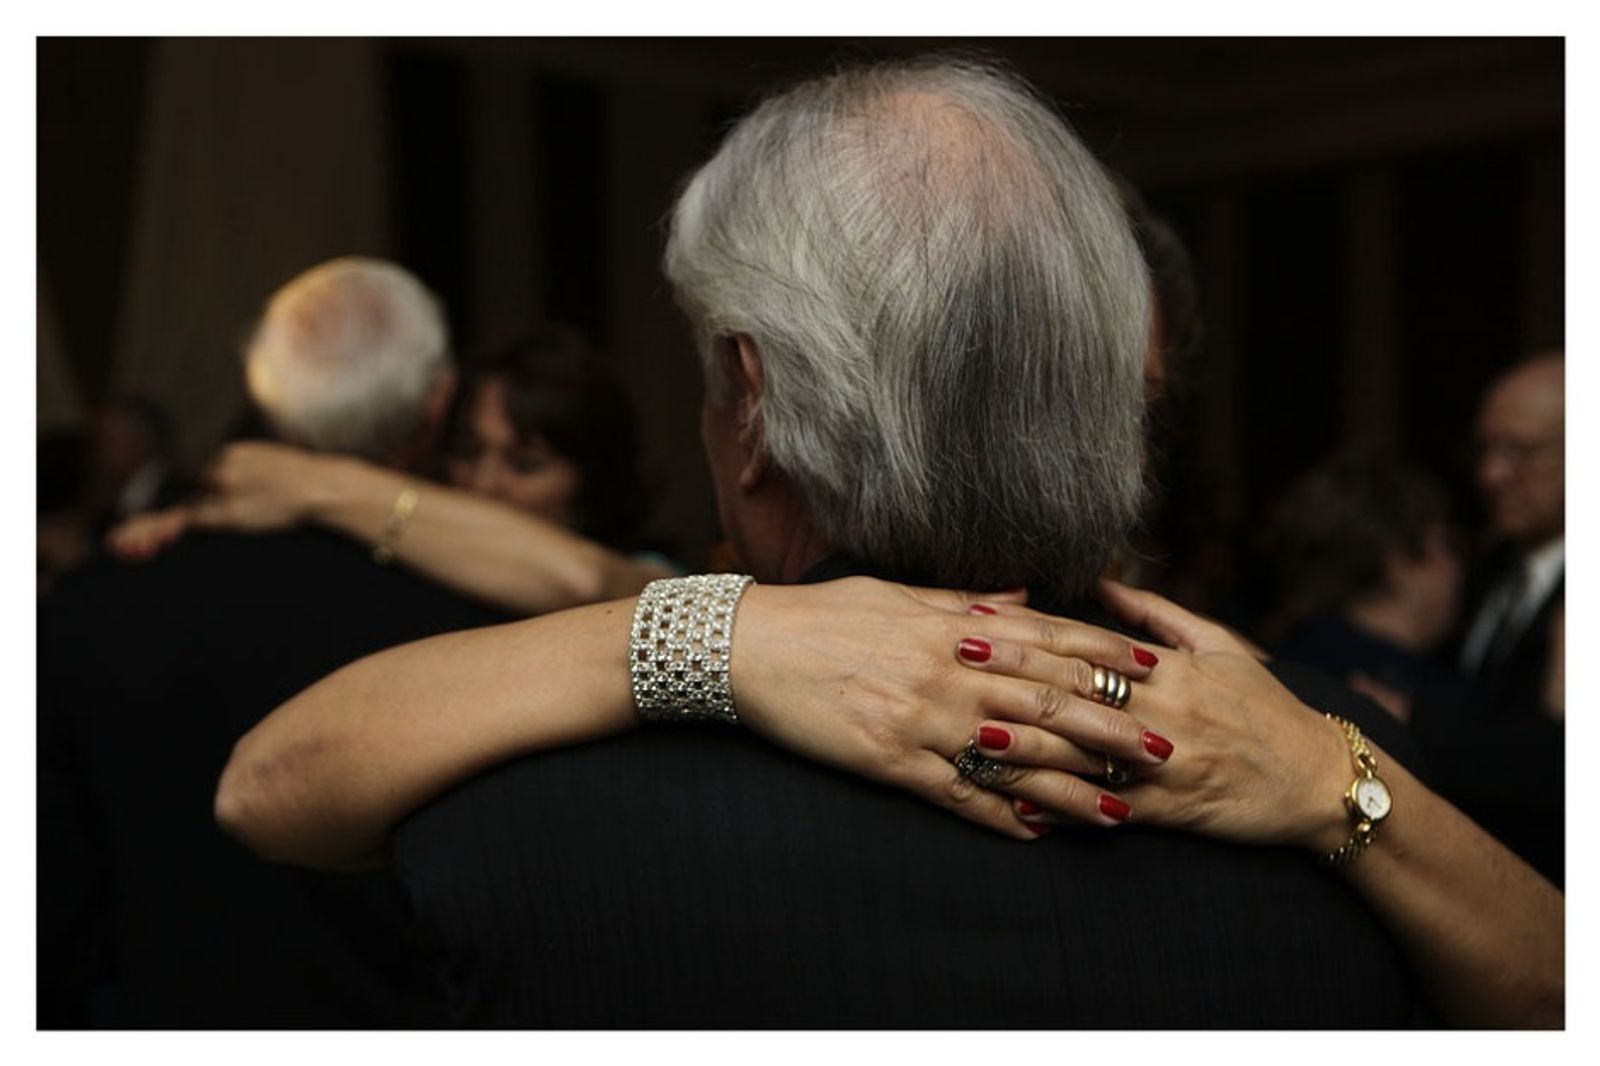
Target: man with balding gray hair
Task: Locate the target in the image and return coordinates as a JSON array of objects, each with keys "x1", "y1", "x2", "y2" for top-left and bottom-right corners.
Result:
[
  {"x1": 373, "y1": 58, "x2": 1425, "y2": 1026},
  {"x1": 245, "y1": 255, "x2": 455, "y2": 463},
  {"x1": 663, "y1": 59, "x2": 1149, "y2": 597},
  {"x1": 39, "y1": 258, "x2": 505, "y2": 1026}
]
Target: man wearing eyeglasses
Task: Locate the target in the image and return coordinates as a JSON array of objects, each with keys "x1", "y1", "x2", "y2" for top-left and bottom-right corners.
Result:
[
  {"x1": 1411, "y1": 351, "x2": 1565, "y2": 884},
  {"x1": 1460, "y1": 351, "x2": 1565, "y2": 718}
]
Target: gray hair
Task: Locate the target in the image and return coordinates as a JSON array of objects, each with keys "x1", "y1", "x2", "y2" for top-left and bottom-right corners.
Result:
[
  {"x1": 244, "y1": 257, "x2": 450, "y2": 460},
  {"x1": 664, "y1": 58, "x2": 1151, "y2": 597}
]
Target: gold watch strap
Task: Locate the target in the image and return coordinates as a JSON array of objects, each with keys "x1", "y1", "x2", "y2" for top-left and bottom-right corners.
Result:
[
  {"x1": 1319, "y1": 714, "x2": 1379, "y2": 868},
  {"x1": 1321, "y1": 816, "x2": 1377, "y2": 869}
]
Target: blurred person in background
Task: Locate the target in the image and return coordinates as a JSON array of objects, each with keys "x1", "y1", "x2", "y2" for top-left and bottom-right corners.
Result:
[
  {"x1": 1457, "y1": 352, "x2": 1564, "y2": 721},
  {"x1": 39, "y1": 257, "x2": 512, "y2": 1027},
  {"x1": 83, "y1": 395, "x2": 186, "y2": 523},
  {"x1": 37, "y1": 396, "x2": 187, "y2": 590},
  {"x1": 1418, "y1": 351, "x2": 1565, "y2": 884},
  {"x1": 110, "y1": 323, "x2": 673, "y2": 613},
  {"x1": 1105, "y1": 178, "x2": 1237, "y2": 623},
  {"x1": 1258, "y1": 451, "x2": 1468, "y2": 724},
  {"x1": 1116, "y1": 177, "x2": 1203, "y2": 412}
]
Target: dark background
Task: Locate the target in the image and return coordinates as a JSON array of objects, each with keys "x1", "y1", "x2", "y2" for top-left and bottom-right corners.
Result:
[{"x1": 37, "y1": 37, "x2": 1564, "y2": 607}]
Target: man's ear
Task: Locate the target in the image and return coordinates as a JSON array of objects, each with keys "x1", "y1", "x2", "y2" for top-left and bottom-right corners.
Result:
[
  {"x1": 728, "y1": 334, "x2": 769, "y2": 491},
  {"x1": 422, "y1": 368, "x2": 458, "y2": 432}
]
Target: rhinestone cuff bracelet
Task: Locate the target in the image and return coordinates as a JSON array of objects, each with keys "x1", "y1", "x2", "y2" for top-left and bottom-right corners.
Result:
[{"x1": 629, "y1": 573, "x2": 755, "y2": 724}]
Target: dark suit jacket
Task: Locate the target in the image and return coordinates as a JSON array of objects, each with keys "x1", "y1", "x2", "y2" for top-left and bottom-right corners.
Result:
[
  {"x1": 1426, "y1": 555, "x2": 1565, "y2": 884},
  {"x1": 393, "y1": 560, "x2": 1429, "y2": 1027},
  {"x1": 38, "y1": 529, "x2": 512, "y2": 1028}
]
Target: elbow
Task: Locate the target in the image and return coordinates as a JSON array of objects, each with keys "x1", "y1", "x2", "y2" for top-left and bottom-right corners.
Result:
[
  {"x1": 216, "y1": 729, "x2": 383, "y2": 871},
  {"x1": 214, "y1": 736, "x2": 295, "y2": 863}
]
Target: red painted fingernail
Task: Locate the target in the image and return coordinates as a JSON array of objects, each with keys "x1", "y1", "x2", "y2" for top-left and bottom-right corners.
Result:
[
  {"x1": 977, "y1": 725, "x2": 1011, "y2": 750},
  {"x1": 1016, "y1": 800, "x2": 1041, "y2": 816},
  {"x1": 957, "y1": 638, "x2": 992, "y2": 663},
  {"x1": 968, "y1": 603, "x2": 997, "y2": 615},
  {"x1": 1098, "y1": 794, "x2": 1131, "y2": 821},
  {"x1": 1024, "y1": 821, "x2": 1051, "y2": 837},
  {"x1": 1142, "y1": 731, "x2": 1174, "y2": 760},
  {"x1": 1132, "y1": 647, "x2": 1159, "y2": 668}
]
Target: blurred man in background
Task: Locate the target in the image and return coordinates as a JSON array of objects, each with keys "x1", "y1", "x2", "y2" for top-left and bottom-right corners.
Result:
[
  {"x1": 1405, "y1": 351, "x2": 1566, "y2": 885},
  {"x1": 39, "y1": 257, "x2": 507, "y2": 1026},
  {"x1": 1457, "y1": 351, "x2": 1564, "y2": 720}
]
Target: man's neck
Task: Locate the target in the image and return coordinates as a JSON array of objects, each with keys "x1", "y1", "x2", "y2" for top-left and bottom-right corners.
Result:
[{"x1": 732, "y1": 478, "x2": 831, "y2": 584}]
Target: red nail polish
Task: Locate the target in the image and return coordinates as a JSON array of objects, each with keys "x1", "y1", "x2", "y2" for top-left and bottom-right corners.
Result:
[
  {"x1": 978, "y1": 725, "x2": 1011, "y2": 750},
  {"x1": 1098, "y1": 794, "x2": 1131, "y2": 822},
  {"x1": 1024, "y1": 821, "x2": 1051, "y2": 837},
  {"x1": 1016, "y1": 800, "x2": 1041, "y2": 816},
  {"x1": 957, "y1": 638, "x2": 992, "y2": 663},
  {"x1": 968, "y1": 603, "x2": 997, "y2": 615},
  {"x1": 1142, "y1": 731, "x2": 1174, "y2": 760},
  {"x1": 1132, "y1": 647, "x2": 1159, "y2": 668}
]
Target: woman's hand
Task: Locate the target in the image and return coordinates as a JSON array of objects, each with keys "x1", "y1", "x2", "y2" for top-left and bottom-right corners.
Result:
[
  {"x1": 107, "y1": 441, "x2": 331, "y2": 561},
  {"x1": 106, "y1": 506, "x2": 193, "y2": 560},
  {"x1": 951, "y1": 579, "x2": 1353, "y2": 854},
  {"x1": 730, "y1": 577, "x2": 1168, "y2": 840},
  {"x1": 185, "y1": 441, "x2": 330, "y2": 531}
]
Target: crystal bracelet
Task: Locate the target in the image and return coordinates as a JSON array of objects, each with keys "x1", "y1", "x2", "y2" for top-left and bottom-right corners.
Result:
[{"x1": 629, "y1": 573, "x2": 756, "y2": 724}]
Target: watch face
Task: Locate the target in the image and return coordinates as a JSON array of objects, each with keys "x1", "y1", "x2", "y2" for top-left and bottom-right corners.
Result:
[{"x1": 1353, "y1": 777, "x2": 1392, "y2": 821}]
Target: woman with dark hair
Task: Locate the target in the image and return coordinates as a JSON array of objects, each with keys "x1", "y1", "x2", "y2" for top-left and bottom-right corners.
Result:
[
  {"x1": 110, "y1": 325, "x2": 675, "y2": 613},
  {"x1": 444, "y1": 324, "x2": 650, "y2": 553}
]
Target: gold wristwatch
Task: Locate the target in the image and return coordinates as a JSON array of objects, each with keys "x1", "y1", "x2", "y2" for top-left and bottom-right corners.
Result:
[{"x1": 1318, "y1": 714, "x2": 1392, "y2": 868}]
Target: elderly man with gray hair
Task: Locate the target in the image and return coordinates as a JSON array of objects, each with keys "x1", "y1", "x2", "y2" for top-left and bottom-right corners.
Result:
[
  {"x1": 208, "y1": 59, "x2": 1485, "y2": 1027},
  {"x1": 244, "y1": 256, "x2": 455, "y2": 463},
  {"x1": 39, "y1": 257, "x2": 510, "y2": 1026}
]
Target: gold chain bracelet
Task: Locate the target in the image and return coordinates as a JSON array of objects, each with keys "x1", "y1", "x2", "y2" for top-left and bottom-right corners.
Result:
[{"x1": 371, "y1": 485, "x2": 420, "y2": 565}]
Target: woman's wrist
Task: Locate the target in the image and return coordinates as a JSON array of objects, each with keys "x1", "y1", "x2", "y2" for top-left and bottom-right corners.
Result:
[
  {"x1": 1295, "y1": 713, "x2": 1380, "y2": 858},
  {"x1": 725, "y1": 582, "x2": 803, "y2": 735},
  {"x1": 306, "y1": 454, "x2": 388, "y2": 524},
  {"x1": 629, "y1": 574, "x2": 754, "y2": 724}
]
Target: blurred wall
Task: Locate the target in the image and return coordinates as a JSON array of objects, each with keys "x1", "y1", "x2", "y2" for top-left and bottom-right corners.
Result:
[
  {"x1": 37, "y1": 266, "x2": 82, "y2": 434},
  {"x1": 113, "y1": 38, "x2": 390, "y2": 464}
]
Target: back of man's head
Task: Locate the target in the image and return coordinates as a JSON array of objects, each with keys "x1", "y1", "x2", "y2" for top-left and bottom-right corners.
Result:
[
  {"x1": 245, "y1": 257, "x2": 451, "y2": 461},
  {"x1": 664, "y1": 57, "x2": 1150, "y2": 597}
]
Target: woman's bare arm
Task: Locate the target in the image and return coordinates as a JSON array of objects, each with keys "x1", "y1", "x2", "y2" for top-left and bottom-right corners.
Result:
[
  {"x1": 294, "y1": 452, "x2": 671, "y2": 611},
  {"x1": 1339, "y1": 747, "x2": 1563, "y2": 1027},
  {"x1": 215, "y1": 599, "x2": 638, "y2": 869},
  {"x1": 214, "y1": 578, "x2": 1154, "y2": 870},
  {"x1": 109, "y1": 442, "x2": 672, "y2": 614}
]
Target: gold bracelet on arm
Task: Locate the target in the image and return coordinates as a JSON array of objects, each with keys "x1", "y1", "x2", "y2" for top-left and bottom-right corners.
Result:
[{"x1": 371, "y1": 485, "x2": 420, "y2": 565}]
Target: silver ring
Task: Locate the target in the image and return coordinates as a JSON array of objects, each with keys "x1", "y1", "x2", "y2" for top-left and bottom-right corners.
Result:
[
  {"x1": 952, "y1": 741, "x2": 1010, "y2": 788},
  {"x1": 1091, "y1": 666, "x2": 1131, "y2": 710}
]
